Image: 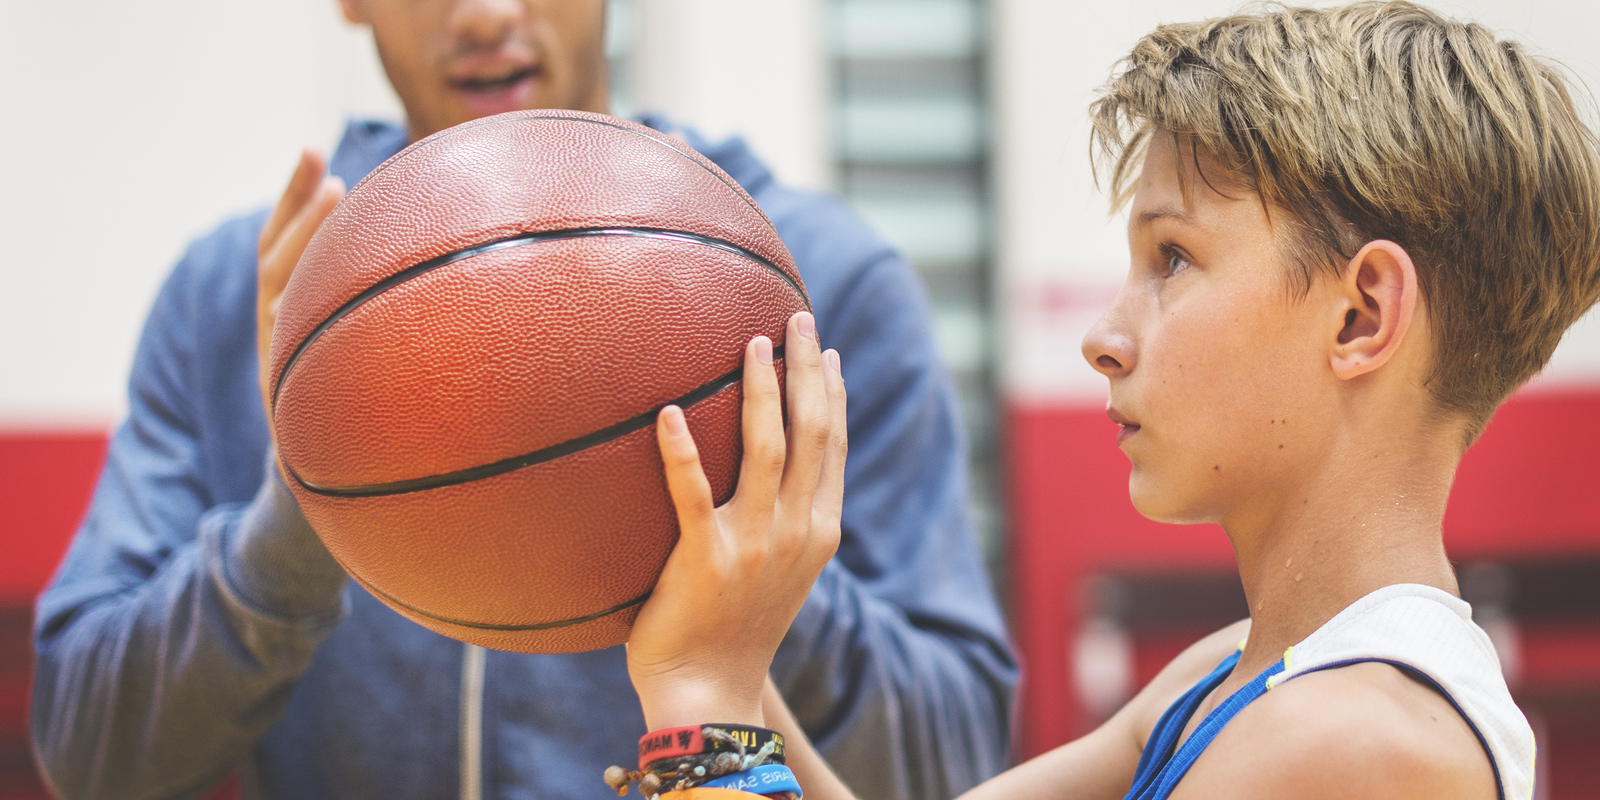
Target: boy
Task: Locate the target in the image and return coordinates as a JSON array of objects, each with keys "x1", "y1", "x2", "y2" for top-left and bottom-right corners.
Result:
[{"x1": 620, "y1": 3, "x2": 1600, "y2": 799}]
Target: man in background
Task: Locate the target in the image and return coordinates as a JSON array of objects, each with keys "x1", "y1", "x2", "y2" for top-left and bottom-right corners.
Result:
[{"x1": 29, "y1": 1, "x2": 1016, "y2": 799}]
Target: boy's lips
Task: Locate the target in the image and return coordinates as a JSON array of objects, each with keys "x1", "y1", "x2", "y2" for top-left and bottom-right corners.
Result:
[{"x1": 1107, "y1": 407, "x2": 1141, "y2": 444}]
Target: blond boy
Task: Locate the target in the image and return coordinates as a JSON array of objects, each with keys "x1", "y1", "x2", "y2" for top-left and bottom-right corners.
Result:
[{"x1": 621, "y1": 3, "x2": 1600, "y2": 799}]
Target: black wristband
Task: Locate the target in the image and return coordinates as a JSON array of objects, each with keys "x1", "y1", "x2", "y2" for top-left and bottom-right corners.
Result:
[{"x1": 638, "y1": 724, "x2": 786, "y2": 770}]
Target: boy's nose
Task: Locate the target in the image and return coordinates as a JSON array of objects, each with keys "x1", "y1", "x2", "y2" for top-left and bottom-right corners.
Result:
[{"x1": 1082, "y1": 311, "x2": 1135, "y2": 378}]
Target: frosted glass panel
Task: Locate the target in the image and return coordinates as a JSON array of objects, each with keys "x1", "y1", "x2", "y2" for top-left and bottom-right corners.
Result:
[
  {"x1": 850, "y1": 195, "x2": 984, "y2": 263},
  {"x1": 832, "y1": 0, "x2": 981, "y2": 59},
  {"x1": 934, "y1": 305, "x2": 989, "y2": 373},
  {"x1": 838, "y1": 97, "x2": 983, "y2": 161}
]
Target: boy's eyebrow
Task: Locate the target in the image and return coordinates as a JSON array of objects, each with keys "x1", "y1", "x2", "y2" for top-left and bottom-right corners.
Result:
[{"x1": 1134, "y1": 205, "x2": 1195, "y2": 226}]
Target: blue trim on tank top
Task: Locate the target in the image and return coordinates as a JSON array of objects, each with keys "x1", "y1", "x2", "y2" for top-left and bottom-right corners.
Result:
[
  {"x1": 1124, "y1": 653, "x2": 1508, "y2": 800},
  {"x1": 1123, "y1": 650, "x2": 1283, "y2": 800}
]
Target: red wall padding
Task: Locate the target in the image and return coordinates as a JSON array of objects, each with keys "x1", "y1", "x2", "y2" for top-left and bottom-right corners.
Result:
[
  {"x1": 0, "y1": 429, "x2": 243, "y2": 798},
  {"x1": 0, "y1": 432, "x2": 108, "y2": 604},
  {"x1": 0, "y1": 431, "x2": 108, "y2": 799}
]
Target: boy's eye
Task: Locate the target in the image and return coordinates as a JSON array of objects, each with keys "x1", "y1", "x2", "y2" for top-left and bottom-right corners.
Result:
[{"x1": 1159, "y1": 245, "x2": 1193, "y2": 277}]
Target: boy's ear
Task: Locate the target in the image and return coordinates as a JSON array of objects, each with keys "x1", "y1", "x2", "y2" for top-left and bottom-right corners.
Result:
[{"x1": 1329, "y1": 240, "x2": 1419, "y2": 380}]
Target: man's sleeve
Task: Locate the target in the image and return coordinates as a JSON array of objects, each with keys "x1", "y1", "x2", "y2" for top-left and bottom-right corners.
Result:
[
  {"x1": 770, "y1": 227, "x2": 1020, "y2": 800},
  {"x1": 29, "y1": 228, "x2": 350, "y2": 800}
]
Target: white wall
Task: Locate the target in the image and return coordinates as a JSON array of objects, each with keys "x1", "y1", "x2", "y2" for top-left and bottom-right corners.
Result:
[
  {"x1": 626, "y1": 0, "x2": 831, "y2": 190},
  {"x1": 993, "y1": 0, "x2": 1600, "y2": 407},
  {"x1": 0, "y1": 0, "x2": 401, "y2": 428}
]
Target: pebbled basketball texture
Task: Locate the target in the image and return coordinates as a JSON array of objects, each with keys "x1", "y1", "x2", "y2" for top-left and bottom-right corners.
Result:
[{"x1": 269, "y1": 110, "x2": 809, "y2": 653}]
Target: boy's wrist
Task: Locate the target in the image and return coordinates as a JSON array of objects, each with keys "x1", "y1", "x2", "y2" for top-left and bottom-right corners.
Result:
[{"x1": 635, "y1": 675, "x2": 765, "y2": 731}]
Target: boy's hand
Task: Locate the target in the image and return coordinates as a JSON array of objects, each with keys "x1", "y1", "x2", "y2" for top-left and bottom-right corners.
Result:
[
  {"x1": 628, "y1": 311, "x2": 847, "y2": 730},
  {"x1": 257, "y1": 149, "x2": 345, "y2": 439}
]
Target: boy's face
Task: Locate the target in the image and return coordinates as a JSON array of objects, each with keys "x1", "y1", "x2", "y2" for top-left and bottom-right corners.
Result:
[{"x1": 1082, "y1": 135, "x2": 1342, "y2": 527}]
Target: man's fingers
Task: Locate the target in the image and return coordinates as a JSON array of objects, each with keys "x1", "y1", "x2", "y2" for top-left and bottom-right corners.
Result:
[
  {"x1": 256, "y1": 174, "x2": 344, "y2": 435},
  {"x1": 259, "y1": 149, "x2": 328, "y2": 259},
  {"x1": 259, "y1": 176, "x2": 345, "y2": 299},
  {"x1": 657, "y1": 405, "x2": 718, "y2": 548},
  {"x1": 812, "y1": 349, "x2": 848, "y2": 527},
  {"x1": 778, "y1": 312, "x2": 830, "y2": 504},
  {"x1": 732, "y1": 335, "x2": 784, "y2": 513}
]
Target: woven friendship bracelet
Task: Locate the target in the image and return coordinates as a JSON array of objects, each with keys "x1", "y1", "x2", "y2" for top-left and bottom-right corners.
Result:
[
  {"x1": 607, "y1": 736, "x2": 785, "y2": 798},
  {"x1": 638, "y1": 724, "x2": 786, "y2": 770},
  {"x1": 647, "y1": 738, "x2": 783, "y2": 788}
]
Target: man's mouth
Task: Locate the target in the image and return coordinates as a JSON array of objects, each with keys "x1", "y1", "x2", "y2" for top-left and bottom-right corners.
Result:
[
  {"x1": 451, "y1": 65, "x2": 540, "y2": 95},
  {"x1": 447, "y1": 60, "x2": 541, "y2": 119}
]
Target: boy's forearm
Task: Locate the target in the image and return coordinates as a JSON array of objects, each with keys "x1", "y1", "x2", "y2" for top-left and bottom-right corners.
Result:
[
  {"x1": 772, "y1": 562, "x2": 1015, "y2": 800},
  {"x1": 762, "y1": 676, "x2": 859, "y2": 800},
  {"x1": 762, "y1": 672, "x2": 1133, "y2": 800}
]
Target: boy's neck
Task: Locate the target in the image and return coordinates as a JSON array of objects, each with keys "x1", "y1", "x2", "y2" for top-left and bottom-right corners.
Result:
[{"x1": 1226, "y1": 422, "x2": 1463, "y2": 678}]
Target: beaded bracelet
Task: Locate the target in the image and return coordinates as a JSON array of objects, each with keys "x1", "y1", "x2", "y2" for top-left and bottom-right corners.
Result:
[{"x1": 606, "y1": 735, "x2": 783, "y2": 797}]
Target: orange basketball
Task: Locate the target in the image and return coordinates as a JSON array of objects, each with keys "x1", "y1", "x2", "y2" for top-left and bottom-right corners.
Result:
[{"x1": 268, "y1": 111, "x2": 808, "y2": 653}]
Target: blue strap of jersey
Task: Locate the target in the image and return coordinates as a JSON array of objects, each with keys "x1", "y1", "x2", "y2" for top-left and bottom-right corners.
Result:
[{"x1": 1125, "y1": 650, "x2": 1285, "y2": 800}]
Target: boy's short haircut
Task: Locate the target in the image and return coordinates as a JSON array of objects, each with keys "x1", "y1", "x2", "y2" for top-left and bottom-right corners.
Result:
[{"x1": 1090, "y1": 1, "x2": 1600, "y2": 438}]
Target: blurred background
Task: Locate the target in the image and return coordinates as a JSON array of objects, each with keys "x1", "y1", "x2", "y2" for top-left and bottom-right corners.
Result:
[{"x1": 3, "y1": 0, "x2": 1599, "y2": 797}]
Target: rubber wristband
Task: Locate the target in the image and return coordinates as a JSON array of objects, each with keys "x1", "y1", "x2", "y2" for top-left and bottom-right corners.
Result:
[
  {"x1": 702, "y1": 765, "x2": 803, "y2": 799},
  {"x1": 640, "y1": 726, "x2": 706, "y2": 766},
  {"x1": 639, "y1": 725, "x2": 785, "y2": 770}
]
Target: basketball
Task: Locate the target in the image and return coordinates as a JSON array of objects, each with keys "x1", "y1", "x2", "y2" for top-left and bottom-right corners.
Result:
[{"x1": 267, "y1": 110, "x2": 809, "y2": 654}]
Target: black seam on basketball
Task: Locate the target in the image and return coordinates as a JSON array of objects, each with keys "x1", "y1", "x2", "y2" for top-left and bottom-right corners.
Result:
[
  {"x1": 270, "y1": 227, "x2": 808, "y2": 410},
  {"x1": 349, "y1": 567, "x2": 652, "y2": 633},
  {"x1": 285, "y1": 346, "x2": 782, "y2": 498}
]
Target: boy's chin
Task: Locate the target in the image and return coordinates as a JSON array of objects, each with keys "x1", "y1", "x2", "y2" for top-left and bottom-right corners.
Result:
[{"x1": 1127, "y1": 472, "x2": 1213, "y2": 525}]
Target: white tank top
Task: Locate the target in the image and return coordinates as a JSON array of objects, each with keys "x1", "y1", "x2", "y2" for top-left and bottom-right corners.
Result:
[{"x1": 1265, "y1": 583, "x2": 1535, "y2": 800}]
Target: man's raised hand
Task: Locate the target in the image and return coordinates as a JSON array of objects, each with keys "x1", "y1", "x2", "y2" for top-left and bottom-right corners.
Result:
[{"x1": 257, "y1": 149, "x2": 345, "y2": 437}]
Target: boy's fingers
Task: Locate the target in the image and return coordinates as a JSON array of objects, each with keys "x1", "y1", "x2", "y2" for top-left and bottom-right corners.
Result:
[
  {"x1": 732, "y1": 336, "x2": 784, "y2": 514},
  {"x1": 259, "y1": 149, "x2": 327, "y2": 259},
  {"x1": 812, "y1": 349, "x2": 848, "y2": 527},
  {"x1": 778, "y1": 312, "x2": 830, "y2": 504},
  {"x1": 656, "y1": 405, "x2": 718, "y2": 549}
]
